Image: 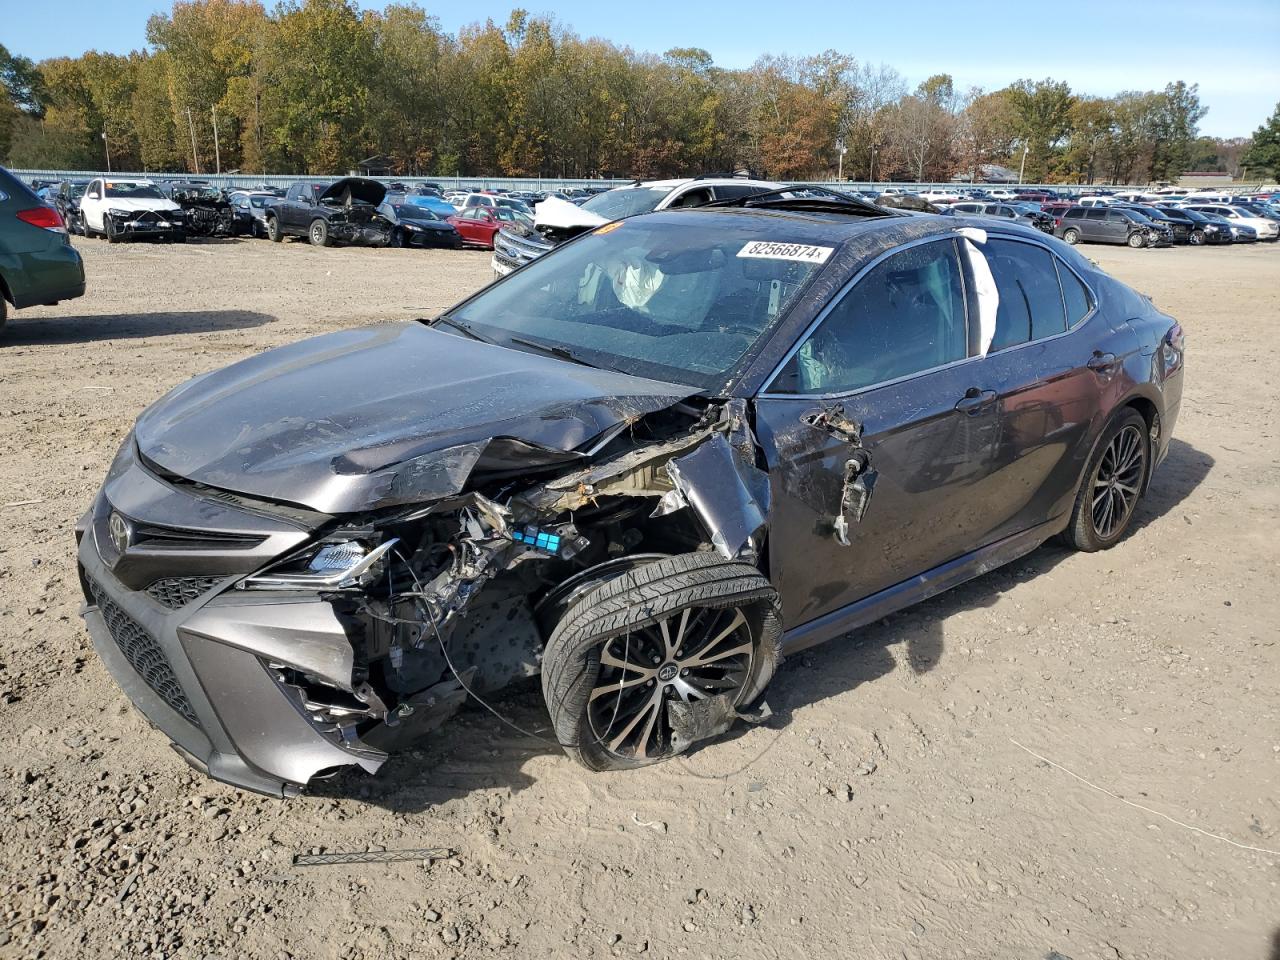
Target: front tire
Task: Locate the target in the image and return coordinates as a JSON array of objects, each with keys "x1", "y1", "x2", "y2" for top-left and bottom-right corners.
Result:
[
  {"x1": 1127, "y1": 231, "x2": 1147, "y2": 249},
  {"x1": 309, "y1": 219, "x2": 331, "y2": 247},
  {"x1": 1059, "y1": 408, "x2": 1150, "y2": 552},
  {"x1": 1062, "y1": 228, "x2": 1080, "y2": 245},
  {"x1": 541, "y1": 552, "x2": 781, "y2": 772},
  {"x1": 1189, "y1": 229, "x2": 1205, "y2": 246}
]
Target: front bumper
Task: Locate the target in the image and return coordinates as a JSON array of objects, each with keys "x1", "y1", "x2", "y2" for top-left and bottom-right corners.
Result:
[
  {"x1": 77, "y1": 443, "x2": 386, "y2": 796},
  {"x1": 105, "y1": 212, "x2": 186, "y2": 241}
]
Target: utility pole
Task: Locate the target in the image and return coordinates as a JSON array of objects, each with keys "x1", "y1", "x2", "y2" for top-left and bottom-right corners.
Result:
[
  {"x1": 836, "y1": 138, "x2": 846, "y2": 181},
  {"x1": 870, "y1": 145, "x2": 877, "y2": 184},
  {"x1": 186, "y1": 106, "x2": 201, "y2": 175},
  {"x1": 1018, "y1": 144, "x2": 1029, "y2": 185},
  {"x1": 101, "y1": 129, "x2": 111, "y2": 173},
  {"x1": 211, "y1": 105, "x2": 221, "y2": 175}
]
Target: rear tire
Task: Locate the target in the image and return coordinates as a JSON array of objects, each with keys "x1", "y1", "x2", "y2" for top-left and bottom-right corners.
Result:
[
  {"x1": 541, "y1": 552, "x2": 781, "y2": 772},
  {"x1": 1062, "y1": 228, "x2": 1080, "y2": 245},
  {"x1": 266, "y1": 216, "x2": 282, "y2": 242},
  {"x1": 1059, "y1": 408, "x2": 1150, "y2": 552}
]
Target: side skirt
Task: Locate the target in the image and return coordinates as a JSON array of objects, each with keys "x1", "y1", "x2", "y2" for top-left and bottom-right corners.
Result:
[{"x1": 780, "y1": 516, "x2": 1067, "y2": 655}]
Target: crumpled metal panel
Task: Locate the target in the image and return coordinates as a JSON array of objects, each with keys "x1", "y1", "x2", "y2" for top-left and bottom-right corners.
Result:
[{"x1": 136, "y1": 324, "x2": 692, "y2": 514}]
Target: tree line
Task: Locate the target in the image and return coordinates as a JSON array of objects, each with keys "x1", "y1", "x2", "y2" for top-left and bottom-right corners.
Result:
[{"x1": 0, "y1": 0, "x2": 1271, "y2": 184}]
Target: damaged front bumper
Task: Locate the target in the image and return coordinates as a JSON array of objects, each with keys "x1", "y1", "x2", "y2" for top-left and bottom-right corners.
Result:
[
  {"x1": 76, "y1": 443, "x2": 392, "y2": 796},
  {"x1": 104, "y1": 209, "x2": 187, "y2": 241}
]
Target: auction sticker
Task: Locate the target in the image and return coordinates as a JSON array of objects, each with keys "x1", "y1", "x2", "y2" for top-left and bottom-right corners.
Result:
[{"x1": 737, "y1": 241, "x2": 833, "y2": 264}]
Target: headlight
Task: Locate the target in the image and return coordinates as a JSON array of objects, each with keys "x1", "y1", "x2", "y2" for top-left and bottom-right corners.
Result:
[
  {"x1": 241, "y1": 538, "x2": 399, "y2": 591},
  {"x1": 1205, "y1": 225, "x2": 1219, "y2": 232},
  {"x1": 108, "y1": 208, "x2": 130, "y2": 217},
  {"x1": 402, "y1": 223, "x2": 421, "y2": 230}
]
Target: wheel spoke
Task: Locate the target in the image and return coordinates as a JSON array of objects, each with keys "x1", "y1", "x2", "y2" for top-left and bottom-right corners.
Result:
[
  {"x1": 589, "y1": 671, "x2": 653, "y2": 703},
  {"x1": 684, "y1": 640, "x2": 753, "y2": 669},
  {"x1": 600, "y1": 643, "x2": 657, "y2": 678},
  {"x1": 607, "y1": 691, "x2": 662, "y2": 755}
]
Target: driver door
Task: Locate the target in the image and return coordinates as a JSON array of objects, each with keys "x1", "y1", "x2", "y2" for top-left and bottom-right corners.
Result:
[
  {"x1": 83, "y1": 179, "x2": 104, "y2": 231},
  {"x1": 754, "y1": 237, "x2": 1005, "y2": 625}
]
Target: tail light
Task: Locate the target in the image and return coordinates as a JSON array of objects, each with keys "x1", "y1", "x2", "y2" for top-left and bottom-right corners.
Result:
[{"x1": 16, "y1": 206, "x2": 66, "y2": 232}]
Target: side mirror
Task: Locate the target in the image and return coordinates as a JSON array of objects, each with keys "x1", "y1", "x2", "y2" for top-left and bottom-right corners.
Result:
[{"x1": 87, "y1": 191, "x2": 100, "y2": 200}]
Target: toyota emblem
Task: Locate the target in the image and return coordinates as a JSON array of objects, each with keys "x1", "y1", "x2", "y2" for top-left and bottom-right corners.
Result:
[{"x1": 108, "y1": 512, "x2": 131, "y2": 554}]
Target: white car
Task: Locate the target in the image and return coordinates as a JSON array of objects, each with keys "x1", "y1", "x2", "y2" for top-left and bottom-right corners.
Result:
[
  {"x1": 985, "y1": 188, "x2": 1017, "y2": 199},
  {"x1": 1077, "y1": 196, "x2": 1121, "y2": 207},
  {"x1": 1183, "y1": 204, "x2": 1279, "y2": 241},
  {"x1": 918, "y1": 188, "x2": 962, "y2": 204},
  {"x1": 80, "y1": 178, "x2": 186, "y2": 242},
  {"x1": 491, "y1": 176, "x2": 782, "y2": 276}
]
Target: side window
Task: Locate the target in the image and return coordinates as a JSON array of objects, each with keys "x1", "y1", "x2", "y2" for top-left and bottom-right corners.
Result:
[
  {"x1": 1085, "y1": 209, "x2": 1107, "y2": 220},
  {"x1": 712, "y1": 184, "x2": 771, "y2": 202},
  {"x1": 1064, "y1": 208, "x2": 1083, "y2": 219},
  {"x1": 668, "y1": 187, "x2": 713, "y2": 209},
  {"x1": 982, "y1": 239, "x2": 1067, "y2": 350},
  {"x1": 1056, "y1": 260, "x2": 1093, "y2": 327},
  {"x1": 770, "y1": 240, "x2": 968, "y2": 395}
]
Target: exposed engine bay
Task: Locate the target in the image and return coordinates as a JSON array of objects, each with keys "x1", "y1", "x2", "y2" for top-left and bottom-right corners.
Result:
[{"x1": 239, "y1": 397, "x2": 769, "y2": 769}]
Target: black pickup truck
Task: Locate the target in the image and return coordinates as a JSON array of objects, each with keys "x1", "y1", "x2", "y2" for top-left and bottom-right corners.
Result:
[{"x1": 264, "y1": 178, "x2": 393, "y2": 247}]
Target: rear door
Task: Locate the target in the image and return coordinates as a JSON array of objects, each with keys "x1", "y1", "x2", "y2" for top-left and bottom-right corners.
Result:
[
  {"x1": 959, "y1": 235, "x2": 1111, "y2": 539},
  {"x1": 754, "y1": 237, "x2": 1006, "y2": 624}
]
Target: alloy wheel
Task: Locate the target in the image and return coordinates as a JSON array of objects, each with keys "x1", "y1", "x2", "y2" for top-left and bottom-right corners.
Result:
[
  {"x1": 1091, "y1": 424, "x2": 1145, "y2": 540},
  {"x1": 587, "y1": 605, "x2": 754, "y2": 761}
]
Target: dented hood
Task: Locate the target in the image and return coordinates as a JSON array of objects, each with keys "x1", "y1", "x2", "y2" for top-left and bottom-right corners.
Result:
[
  {"x1": 135, "y1": 323, "x2": 692, "y2": 514},
  {"x1": 534, "y1": 195, "x2": 608, "y2": 230}
]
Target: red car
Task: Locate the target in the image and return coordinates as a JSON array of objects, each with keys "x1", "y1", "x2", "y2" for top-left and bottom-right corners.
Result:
[{"x1": 447, "y1": 205, "x2": 529, "y2": 249}]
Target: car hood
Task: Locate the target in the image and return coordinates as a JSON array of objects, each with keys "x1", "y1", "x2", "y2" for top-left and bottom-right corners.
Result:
[
  {"x1": 103, "y1": 197, "x2": 182, "y2": 213},
  {"x1": 135, "y1": 323, "x2": 693, "y2": 514},
  {"x1": 320, "y1": 177, "x2": 386, "y2": 207},
  {"x1": 534, "y1": 196, "x2": 608, "y2": 231}
]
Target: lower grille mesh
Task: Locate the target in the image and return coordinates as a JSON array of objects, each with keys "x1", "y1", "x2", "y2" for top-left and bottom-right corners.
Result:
[
  {"x1": 87, "y1": 577, "x2": 201, "y2": 727},
  {"x1": 145, "y1": 577, "x2": 221, "y2": 610}
]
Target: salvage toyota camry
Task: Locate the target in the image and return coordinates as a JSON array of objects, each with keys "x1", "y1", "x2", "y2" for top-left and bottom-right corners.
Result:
[{"x1": 77, "y1": 190, "x2": 1184, "y2": 796}]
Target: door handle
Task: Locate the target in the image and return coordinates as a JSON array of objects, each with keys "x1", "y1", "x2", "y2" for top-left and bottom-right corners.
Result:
[
  {"x1": 1087, "y1": 351, "x2": 1118, "y2": 372},
  {"x1": 955, "y1": 388, "x2": 996, "y2": 413}
]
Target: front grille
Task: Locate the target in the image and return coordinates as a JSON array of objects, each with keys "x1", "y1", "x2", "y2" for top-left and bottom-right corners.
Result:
[
  {"x1": 87, "y1": 577, "x2": 201, "y2": 727},
  {"x1": 145, "y1": 576, "x2": 221, "y2": 609}
]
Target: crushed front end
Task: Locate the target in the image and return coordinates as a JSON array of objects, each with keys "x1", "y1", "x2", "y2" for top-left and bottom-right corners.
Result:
[
  {"x1": 78, "y1": 394, "x2": 770, "y2": 797},
  {"x1": 104, "y1": 208, "x2": 187, "y2": 241}
]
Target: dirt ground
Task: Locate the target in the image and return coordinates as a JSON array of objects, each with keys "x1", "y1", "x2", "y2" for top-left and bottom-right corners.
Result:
[{"x1": 0, "y1": 234, "x2": 1277, "y2": 960}]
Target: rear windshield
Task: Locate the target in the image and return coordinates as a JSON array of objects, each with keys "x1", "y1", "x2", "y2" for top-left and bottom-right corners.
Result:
[{"x1": 446, "y1": 217, "x2": 832, "y2": 388}]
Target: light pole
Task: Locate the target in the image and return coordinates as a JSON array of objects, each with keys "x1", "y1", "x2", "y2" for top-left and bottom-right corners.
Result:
[
  {"x1": 870, "y1": 145, "x2": 878, "y2": 184},
  {"x1": 1018, "y1": 144, "x2": 1029, "y2": 185},
  {"x1": 836, "y1": 139, "x2": 847, "y2": 181},
  {"x1": 101, "y1": 129, "x2": 111, "y2": 173}
]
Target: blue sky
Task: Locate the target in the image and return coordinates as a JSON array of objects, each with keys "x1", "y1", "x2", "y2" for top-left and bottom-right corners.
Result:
[{"x1": 6, "y1": 0, "x2": 1276, "y2": 137}]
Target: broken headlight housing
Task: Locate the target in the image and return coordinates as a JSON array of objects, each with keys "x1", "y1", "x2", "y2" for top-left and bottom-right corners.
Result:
[{"x1": 240, "y1": 537, "x2": 399, "y2": 591}]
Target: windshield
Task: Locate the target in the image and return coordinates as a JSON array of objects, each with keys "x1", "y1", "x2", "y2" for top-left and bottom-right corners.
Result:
[
  {"x1": 394, "y1": 204, "x2": 438, "y2": 221},
  {"x1": 581, "y1": 186, "x2": 671, "y2": 221},
  {"x1": 446, "y1": 217, "x2": 831, "y2": 388},
  {"x1": 105, "y1": 182, "x2": 165, "y2": 200}
]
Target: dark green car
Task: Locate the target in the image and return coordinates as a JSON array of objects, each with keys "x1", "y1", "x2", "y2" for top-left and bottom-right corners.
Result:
[{"x1": 0, "y1": 166, "x2": 86, "y2": 331}]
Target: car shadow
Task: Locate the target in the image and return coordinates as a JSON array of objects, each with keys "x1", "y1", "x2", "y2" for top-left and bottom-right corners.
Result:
[
  {"x1": 328, "y1": 437, "x2": 1214, "y2": 813},
  {"x1": 0, "y1": 309, "x2": 275, "y2": 344}
]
